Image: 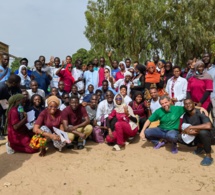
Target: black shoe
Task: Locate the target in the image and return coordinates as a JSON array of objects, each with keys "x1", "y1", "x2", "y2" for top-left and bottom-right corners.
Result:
[
  {"x1": 66, "y1": 144, "x2": 74, "y2": 149},
  {"x1": 77, "y1": 145, "x2": 84, "y2": 150}
]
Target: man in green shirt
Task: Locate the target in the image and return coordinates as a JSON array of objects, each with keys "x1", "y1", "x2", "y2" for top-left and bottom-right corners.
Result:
[{"x1": 140, "y1": 95, "x2": 185, "y2": 154}]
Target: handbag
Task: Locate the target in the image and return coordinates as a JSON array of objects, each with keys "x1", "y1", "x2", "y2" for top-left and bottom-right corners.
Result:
[
  {"x1": 92, "y1": 126, "x2": 105, "y2": 143},
  {"x1": 29, "y1": 134, "x2": 47, "y2": 149}
]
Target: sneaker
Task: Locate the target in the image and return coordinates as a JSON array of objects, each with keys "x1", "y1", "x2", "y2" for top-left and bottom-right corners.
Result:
[
  {"x1": 154, "y1": 141, "x2": 165, "y2": 149},
  {"x1": 6, "y1": 142, "x2": 15, "y2": 154},
  {"x1": 193, "y1": 147, "x2": 204, "y2": 155},
  {"x1": 200, "y1": 157, "x2": 213, "y2": 166},
  {"x1": 171, "y1": 144, "x2": 178, "y2": 154},
  {"x1": 113, "y1": 144, "x2": 121, "y2": 151}
]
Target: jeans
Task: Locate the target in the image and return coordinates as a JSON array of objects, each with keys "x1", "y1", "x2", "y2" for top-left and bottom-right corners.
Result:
[{"x1": 145, "y1": 127, "x2": 179, "y2": 145}]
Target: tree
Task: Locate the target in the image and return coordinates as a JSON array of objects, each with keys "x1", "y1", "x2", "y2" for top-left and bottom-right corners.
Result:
[
  {"x1": 10, "y1": 58, "x2": 22, "y2": 73},
  {"x1": 85, "y1": 0, "x2": 215, "y2": 65}
]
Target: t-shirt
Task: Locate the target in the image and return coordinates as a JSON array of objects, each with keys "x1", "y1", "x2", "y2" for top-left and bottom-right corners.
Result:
[
  {"x1": 86, "y1": 106, "x2": 97, "y2": 121},
  {"x1": 0, "y1": 66, "x2": 11, "y2": 82},
  {"x1": 150, "y1": 98, "x2": 161, "y2": 113},
  {"x1": 149, "y1": 106, "x2": 185, "y2": 130},
  {"x1": 27, "y1": 89, "x2": 45, "y2": 99},
  {"x1": 61, "y1": 105, "x2": 88, "y2": 126},
  {"x1": 183, "y1": 109, "x2": 210, "y2": 125},
  {"x1": 35, "y1": 109, "x2": 62, "y2": 132}
]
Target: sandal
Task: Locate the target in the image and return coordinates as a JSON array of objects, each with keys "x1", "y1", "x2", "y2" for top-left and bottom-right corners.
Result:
[{"x1": 200, "y1": 157, "x2": 213, "y2": 166}]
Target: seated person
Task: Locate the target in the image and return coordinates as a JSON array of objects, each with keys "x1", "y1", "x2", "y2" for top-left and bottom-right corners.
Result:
[
  {"x1": 22, "y1": 90, "x2": 31, "y2": 111},
  {"x1": 178, "y1": 99, "x2": 214, "y2": 166},
  {"x1": 60, "y1": 93, "x2": 70, "y2": 111},
  {"x1": 70, "y1": 85, "x2": 80, "y2": 98},
  {"x1": 119, "y1": 85, "x2": 132, "y2": 105},
  {"x1": 86, "y1": 95, "x2": 98, "y2": 127},
  {"x1": 106, "y1": 94, "x2": 138, "y2": 151},
  {"x1": 58, "y1": 81, "x2": 67, "y2": 97},
  {"x1": 6, "y1": 94, "x2": 38, "y2": 154},
  {"x1": 82, "y1": 84, "x2": 94, "y2": 105},
  {"x1": 62, "y1": 95, "x2": 93, "y2": 150},
  {"x1": 33, "y1": 96, "x2": 64, "y2": 156},
  {"x1": 27, "y1": 80, "x2": 45, "y2": 99},
  {"x1": 95, "y1": 89, "x2": 102, "y2": 103}
]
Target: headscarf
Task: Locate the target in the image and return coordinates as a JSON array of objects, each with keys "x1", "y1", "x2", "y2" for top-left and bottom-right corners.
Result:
[
  {"x1": 47, "y1": 95, "x2": 60, "y2": 107},
  {"x1": 119, "y1": 61, "x2": 126, "y2": 71},
  {"x1": 105, "y1": 66, "x2": 111, "y2": 73},
  {"x1": 145, "y1": 62, "x2": 160, "y2": 83},
  {"x1": 5, "y1": 94, "x2": 24, "y2": 134},
  {"x1": 124, "y1": 71, "x2": 132, "y2": 77},
  {"x1": 65, "y1": 64, "x2": 75, "y2": 83},
  {"x1": 18, "y1": 65, "x2": 31, "y2": 85},
  {"x1": 164, "y1": 61, "x2": 173, "y2": 81},
  {"x1": 113, "y1": 94, "x2": 135, "y2": 116},
  {"x1": 193, "y1": 60, "x2": 212, "y2": 80}
]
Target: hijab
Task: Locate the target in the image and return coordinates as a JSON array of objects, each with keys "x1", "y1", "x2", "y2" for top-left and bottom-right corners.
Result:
[
  {"x1": 18, "y1": 65, "x2": 31, "y2": 85},
  {"x1": 65, "y1": 64, "x2": 75, "y2": 82},
  {"x1": 193, "y1": 60, "x2": 212, "y2": 80},
  {"x1": 119, "y1": 61, "x2": 126, "y2": 71},
  {"x1": 47, "y1": 95, "x2": 60, "y2": 107},
  {"x1": 145, "y1": 62, "x2": 160, "y2": 83}
]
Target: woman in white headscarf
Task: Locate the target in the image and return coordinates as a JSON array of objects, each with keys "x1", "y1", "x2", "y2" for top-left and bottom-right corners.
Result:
[
  {"x1": 106, "y1": 94, "x2": 138, "y2": 151},
  {"x1": 104, "y1": 66, "x2": 115, "y2": 87},
  {"x1": 115, "y1": 61, "x2": 126, "y2": 81},
  {"x1": 18, "y1": 65, "x2": 31, "y2": 89}
]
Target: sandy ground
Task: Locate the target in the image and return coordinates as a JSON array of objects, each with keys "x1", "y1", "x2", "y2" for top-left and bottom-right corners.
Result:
[{"x1": 0, "y1": 136, "x2": 215, "y2": 195}]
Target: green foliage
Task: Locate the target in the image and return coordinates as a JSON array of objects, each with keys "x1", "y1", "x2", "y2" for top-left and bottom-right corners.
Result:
[
  {"x1": 10, "y1": 58, "x2": 22, "y2": 73},
  {"x1": 85, "y1": 0, "x2": 215, "y2": 66}
]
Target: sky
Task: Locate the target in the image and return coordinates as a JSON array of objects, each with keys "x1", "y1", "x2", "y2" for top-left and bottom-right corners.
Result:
[{"x1": 0, "y1": 0, "x2": 91, "y2": 66}]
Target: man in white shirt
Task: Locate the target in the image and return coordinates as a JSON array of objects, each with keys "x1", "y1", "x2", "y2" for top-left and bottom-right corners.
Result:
[
  {"x1": 27, "y1": 80, "x2": 45, "y2": 99},
  {"x1": 149, "y1": 87, "x2": 161, "y2": 113},
  {"x1": 72, "y1": 60, "x2": 84, "y2": 92}
]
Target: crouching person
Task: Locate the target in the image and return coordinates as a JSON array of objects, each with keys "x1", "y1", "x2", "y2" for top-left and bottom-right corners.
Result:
[
  {"x1": 62, "y1": 95, "x2": 93, "y2": 149},
  {"x1": 178, "y1": 99, "x2": 214, "y2": 166}
]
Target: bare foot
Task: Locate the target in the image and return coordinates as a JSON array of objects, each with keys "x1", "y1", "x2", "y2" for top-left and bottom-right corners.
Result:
[{"x1": 39, "y1": 148, "x2": 46, "y2": 157}]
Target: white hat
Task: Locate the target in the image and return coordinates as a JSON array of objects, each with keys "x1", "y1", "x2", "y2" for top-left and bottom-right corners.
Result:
[{"x1": 181, "y1": 123, "x2": 195, "y2": 144}]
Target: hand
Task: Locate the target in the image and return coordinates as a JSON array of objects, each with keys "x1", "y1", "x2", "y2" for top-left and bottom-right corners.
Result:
[
  {"x1": 79, "y1": 133, "x2": 86, "y2": 139},
  {"x1": 108, "y1": 51, "x2": 112, "y2": 58},
  {"x1": 109, "y1": 77, "x2": 113, "y2": 83},
  {"x1": 196, "y1": 102, "x2": 202, "y2": 107},
  {"x1": 108, "y1": 128, "x2": 113, "y2": 138},
  {"x1": 23, "y1": 112, "x2": 27, "y2": 118},
  {"x1": 160, "y1": 67, "x2": 165, "y2": 76},
  {"x1": 130, "y1": 83, "x2": 134, "y2": 88},
  {"x1": 51, "y1": 134, "x2": 61, "y2": 141},
  {"x1": 62, "y1": 60, "x2": 65, "y2": 67},
  {"x1": 139, "y1": 130, "x2": 146, "y2": 141},
  {"x1": 82, "y1": 102, "x2": 88, "y2": 107},
  {"x1": 69, "y1": 126, "x2": 77, "y2": 132}
]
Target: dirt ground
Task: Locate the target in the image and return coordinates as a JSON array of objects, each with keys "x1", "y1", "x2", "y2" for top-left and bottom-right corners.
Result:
[{"x1": 0, "y1": 136, "x2": 215, "y2": 195}]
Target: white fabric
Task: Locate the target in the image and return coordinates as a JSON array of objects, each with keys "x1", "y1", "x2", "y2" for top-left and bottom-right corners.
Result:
[
  {"x1": 72, "y1": 67, "x2": 84, "y2": 91},
  {"x1": 27, "y1": 89, "x2": 45, "y2": 99},
  {"x1": 181, "y1": 123, "x2": 195, "y2": 144},
  {"x1": 50, "y1": 67, "x2": 60, "y2": 88},
  {"x1": 165, "y1": 76, "x2": 188, "y2": 106},
  {"x1": 150, "y1": 98, "x2": 161, "y2": 113},
  {"x1": 114, "y1": 78, "x2": 132, "y2": 95},
  {"x1": 18, "y1": 65, "x2": 31, "y2": 86},
  {"x1": 123, "y1": 95, "x2": 132, "y2": 105}
]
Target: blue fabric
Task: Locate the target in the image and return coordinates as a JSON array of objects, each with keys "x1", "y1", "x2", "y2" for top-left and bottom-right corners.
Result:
[
  {"x1": 14, "y1": 69, "x2": 32, "y2": 77},
  {"x1": 0, "y1": 66, "x2": 11, "y2": 82},
  {"x1": 31, "y1": 71, "x2": 50, "y2": 95},
  {"x1": 111, "y1": 68, "x2": 120, "y2": 79},
  {"x1": 83, "y1": 93, "x2": 94, "y2": 103}
]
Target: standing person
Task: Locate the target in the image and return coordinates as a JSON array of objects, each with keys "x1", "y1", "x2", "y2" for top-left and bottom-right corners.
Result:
[
  {"x1": 187, "y1": 60, "x2": 213, "y2": 111},
  {"x1": 31, "y1": 60, "x2": 52, "y2": 95},
  {"x1": 72, "y1": 60, "x2": 84, "y2": 92},
  {"x1": 164, "y1": 61, "x2": 173, "y2": 82},
  {"x1": 65, "y1": 56, "x2": 72, "y2": 66},
  {"x1": 93, "y1": 58, "x2": 99, "y2": 70},
  {"x1": 38, "y1": 55, "x2": 51, "y2": 75},
  {"x1": 83, "y1": 62, "x2": 98, "y2": 93},
  {"x1": 125, "y1": 58, "x2": 132, "y2": 69},
  {"x1": 166, "y1": 66, "x2": 188, "y2": 106},
  {"x1": 98, "y1": 57, "x2": 106, "y2": 87},
  {"x1": 6, "y1": 94, "x2": 38, "y2": 154},
  {"x1": 104, "y1": 66, "x2": 115, "y2": 87},
  {"x1": 115, "y1": 61, "x2": 126, "y2": 81},
  {"x1": 178, "y1": 99, "x2": 214, "y2": 166},
  {"x1": 27, "y1": 80, "x2": 45, "y2": 99},
  {"x1": 108, "y1": 51, "x2": 119, "y2": 79},
  {"x1": 18, "y1": 65, "x2": 31, "y2": 89},
  {"x1": 50, "y1": 57, "x2": 61, "y2": 88},
  {"x1": 140, "y1": 95, "x2": 185, "y2": 154},
  {"x1": 62, "y1": 95, "x2": 93, "y2": 149},
  {"x1": 0, "y1": 53, "x2": 11, "y2": 82},
  {"x1": 14, "y1": 58, "x2": 32, "y2": 76},
  {"x1": 56, "y1": 64, "x2": 75, "y2": 93},
  {"x1": 106, "y1": 94, "x2": 138, "y2": 151},
  {"x1": 152, "y1": 54, "x2": 160, "y2": 68}
]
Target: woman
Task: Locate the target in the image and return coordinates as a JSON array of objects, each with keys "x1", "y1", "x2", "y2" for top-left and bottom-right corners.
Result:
[
  {"x1": 18, "y1": 65, "x2": 31, "y2": 89},
  {"x1": 29, "y1": 94, "x2": 45, "y2": 120},
  {"x1": 106, "y1": 94, "x2": 138, "y2": 151},
  {"x1": 166, "y1": 66, "x2": 188, "y2": 106},
  {"x1": 164, "y1": 61, "x2": 173, "y2": 82},
  {"x1": 130, "y1": 64, "x2": 146, "y2": 96},
  {"x1": 129, "y1": 91, "x2": 149, "y2": 130},
  {"x1": 33, "y1": 96, "x2": 65, "y2": 156},
  {"x1": 22, "y1": 90, "x2": 31, "y2": 111},
  {"x1": 104, "y1": 66, "x2": 115, "y2": 86},
  {"x1": 115, "y1": 61, "x2": 126, "y2": 81},
  {"x1": 56, "y1": 64, "x2": 75, "y2": 93},
  {"x1": 187, "y1": 60, "x2": 213, "y2": 111},
  {"x1": 6, "y1": 94, "x2": 38, "y2": 154}
]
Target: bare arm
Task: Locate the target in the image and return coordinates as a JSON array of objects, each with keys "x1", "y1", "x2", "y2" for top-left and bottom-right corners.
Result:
[
  {"x1": 139, "y1": 119, "x2": 151, "y2": 140},
  {"x1": 13, "y1": 113, "x2": 27, "y2": 130}
]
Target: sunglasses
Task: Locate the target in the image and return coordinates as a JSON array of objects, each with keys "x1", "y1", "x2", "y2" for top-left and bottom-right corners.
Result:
[
  {"x1": 104, "y1": 71, "x2": 109, "y2": 73},
  {"x1": 115, "y1": 98, "x2": 122, "y2": 100}
]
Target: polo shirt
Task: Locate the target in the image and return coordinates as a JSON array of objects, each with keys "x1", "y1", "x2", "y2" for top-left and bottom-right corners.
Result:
[{"x1": 149, "y1": 105, "x2": 185, "y2": 130}]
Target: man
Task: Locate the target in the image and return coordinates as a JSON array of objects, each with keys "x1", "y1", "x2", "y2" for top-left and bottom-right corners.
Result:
[
  {"x1": 27, "y1": 80, "x2": 45, "y2": 99},
  {"x1": 125, "y1": 58, "x2": 132, "y2": 69},
  {"x1": 97, "y1": 80, "x2": 116, "y2": 101},
  {"x1": 58, "y1": 81, "x2": 67, "y2": 97},
  {"x1": 62, "y1": 95, "x2": 93, "y2": 149},
  {"x1": 112, "y1": 71, "x2": 132, "y2": 95},
  {"x1": 140, "y1": 95, "x2": 185, "y2": 154},
  {"x1": 38, "y1": 55, "x2": 51, "y2": 75},
  {"x1": 83, "y1": 62, "x2": 98, "y2": 92},
  {"x1": 86, "y1": 95, "x2": 98, "y2": 126},
  {"x1": 108, "y1": 51, "x2": 119, "y2": 79},
  {"x1": 14, "y1": 58, "x2": 32, "y2": 77},
  {"x1": 178, "y1": 99, "x2": 214, "y2": 166},
  {"x1": 82, "y1": 84, "x2": 94, "y2": 105},
  {"x1": 60, "y1": 93, "x2": 70, "y2": 111},
  {"x1": 0, "y1": 53, "x2": 11, "y2": 82},
  {"x1": 72, "y1": 59, "x2": 84, "y2": 92},
  {"x1": 149, "y1": 87, "x2": 161, "y2": 113},
  {"x1": 204, "y1": 53, "x2": 215, "y2": 123},
  {"x1": 93, "y1": 58, "x2": 99, "y2": 70}
]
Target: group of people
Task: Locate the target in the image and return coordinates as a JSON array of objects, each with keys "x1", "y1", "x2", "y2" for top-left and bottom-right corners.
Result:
[{"x1": 0, "y1": 52, "x2": 215, "y2": 166}]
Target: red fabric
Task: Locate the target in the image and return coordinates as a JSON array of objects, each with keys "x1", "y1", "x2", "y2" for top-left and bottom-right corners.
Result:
[
  {"x1": 58, "y1": 64, "x2": 75, "y2": 93},
  {"x1": 61, "y1": 105, "x2": 88, "y2": 126},
  {"x1": 35, "y1": 109, "x2": 62, "y2": 132},
  {"x1": 98, "y1": 67, "x2": 105, "y2": 87},
  {"x1": 187, "y1": 77, "x2": 213, "y2": 109},
  {"x1": 115, "y1": 71, "x2": 124, "y2": 81},
  {"x1": 129, "y1": 101, "x2": 146, "y2": 118},
  {"x1": 8, "y1": 107, "x2": 38, "y2": 153}
]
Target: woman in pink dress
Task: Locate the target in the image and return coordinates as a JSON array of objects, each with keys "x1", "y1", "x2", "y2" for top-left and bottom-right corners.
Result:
[
  {"x1": 106, "y1": 94, "x2": 138, "y2": 151},
  {"x1": 115, "y1": 61, "x2": 126, "y2": 81},
  {"x1": 187, "y1": 60, "x2": 213, "y2": 111},
  {"x1": 6, "y1": 94, "x2": 38, "y2": 154}
]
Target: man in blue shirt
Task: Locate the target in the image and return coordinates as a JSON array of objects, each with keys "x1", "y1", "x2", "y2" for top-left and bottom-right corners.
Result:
[{"x1": 0, "y1": 53, "x2": 11, "y2": 82}]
